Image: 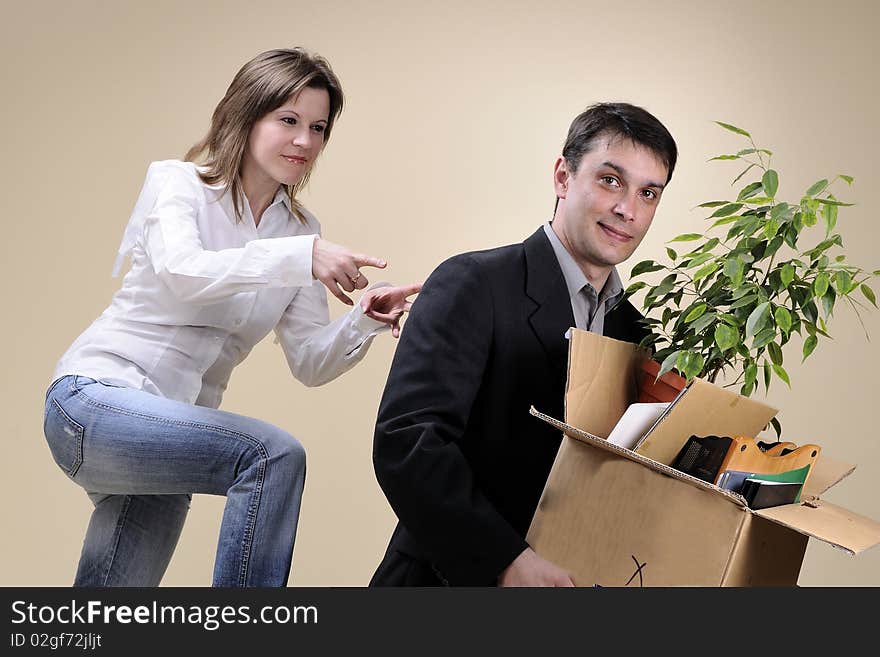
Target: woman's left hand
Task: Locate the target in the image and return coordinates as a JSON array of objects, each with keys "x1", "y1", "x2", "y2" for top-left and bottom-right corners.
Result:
[{"x1": 360, "y1": 283, "x2": 423, "y2": 338}]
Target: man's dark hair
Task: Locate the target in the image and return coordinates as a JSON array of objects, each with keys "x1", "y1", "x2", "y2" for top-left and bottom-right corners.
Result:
[{"x1": 562, "y1": 102, "x2": 678, "y2": 184}]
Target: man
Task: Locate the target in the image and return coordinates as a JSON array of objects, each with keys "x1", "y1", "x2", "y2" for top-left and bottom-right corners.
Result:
[{"x1": 370, "y1": 103, "x2": 677, "y2": 586}]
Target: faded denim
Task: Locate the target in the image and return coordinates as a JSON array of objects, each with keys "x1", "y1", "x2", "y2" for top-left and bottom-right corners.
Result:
[{"x1": 43, "y1": 375, "x2": 306, "y2": 587}]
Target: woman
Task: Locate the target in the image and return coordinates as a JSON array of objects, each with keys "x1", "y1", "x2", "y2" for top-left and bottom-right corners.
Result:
[{"x1": 42, "y1": 48, "x2": 420, "y2": 587}]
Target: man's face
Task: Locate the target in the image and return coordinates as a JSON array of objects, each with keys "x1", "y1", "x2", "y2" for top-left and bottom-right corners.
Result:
[{"x1": 552, "y1": 135, "x2": 668, "y2": 279}]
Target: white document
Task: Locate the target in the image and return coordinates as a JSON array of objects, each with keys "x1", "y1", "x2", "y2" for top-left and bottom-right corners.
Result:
[{"x1": 606, "y1": 402, "x2": 670, "y2": 451}]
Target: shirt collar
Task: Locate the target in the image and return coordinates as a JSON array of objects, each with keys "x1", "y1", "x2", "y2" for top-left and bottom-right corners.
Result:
[
  {"x1": 194, "y1": 164, "x2": 290, "y2": 209},
  {"x1": 543, "y1": 221, "x2": 624, "y2": 304},
  {"x1": 274, "y1": 186, "x2": 294, "y2": 213},
  {"x1": 206, "y1": 179, "x2": 294, "y2": 224}
]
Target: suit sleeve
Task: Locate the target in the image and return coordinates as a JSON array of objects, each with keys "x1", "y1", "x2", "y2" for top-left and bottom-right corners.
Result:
[{"x1": 372, "y1": 254, "x2": 528, "y2": 584}]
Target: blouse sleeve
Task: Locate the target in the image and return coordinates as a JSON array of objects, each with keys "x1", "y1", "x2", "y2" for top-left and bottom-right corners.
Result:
[
  {"x1": 120, "y1": 160, "x2": 317, "y2": 304},
  {"x1": 274, "y1": 280, "x2": 389, "y2": 387}
]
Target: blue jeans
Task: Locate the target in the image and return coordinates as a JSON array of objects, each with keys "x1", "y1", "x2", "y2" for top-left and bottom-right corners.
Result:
[{"x1": 43, "y1": 375, "x2": 306, "y2": 587}]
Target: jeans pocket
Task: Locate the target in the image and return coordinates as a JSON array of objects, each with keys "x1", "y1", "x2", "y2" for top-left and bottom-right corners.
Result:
[{"x1": 44, "y1": 397, "x2": 85, "y2": 477}]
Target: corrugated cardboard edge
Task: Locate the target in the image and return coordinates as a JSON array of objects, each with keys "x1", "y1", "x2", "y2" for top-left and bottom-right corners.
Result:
[{"x1": 530, "y1": 406, "x2": 747, "y2": 508}]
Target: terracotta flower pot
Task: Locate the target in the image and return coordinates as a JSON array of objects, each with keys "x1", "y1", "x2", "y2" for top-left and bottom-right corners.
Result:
[{"x1": 636, "y1": 358, "x2": 687, "y2": 404}]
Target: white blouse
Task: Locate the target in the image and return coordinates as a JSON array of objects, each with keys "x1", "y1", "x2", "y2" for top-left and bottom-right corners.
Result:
[{"x1": 52, "y1": 160, "x2": 387, "y2": 408}]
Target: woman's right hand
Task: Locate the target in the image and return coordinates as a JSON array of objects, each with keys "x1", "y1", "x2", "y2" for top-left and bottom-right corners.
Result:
[{"x1": 311, "y1": 238, "x2": 388, "y2": 306}]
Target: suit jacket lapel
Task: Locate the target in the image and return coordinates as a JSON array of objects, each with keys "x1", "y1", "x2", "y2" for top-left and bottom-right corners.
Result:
[
  {"x1": 604, "y1": 297, "x2": 649, "y2": 345},
  {"x1": 523, "y1": 227, "x2": 575, "y2": 366}
]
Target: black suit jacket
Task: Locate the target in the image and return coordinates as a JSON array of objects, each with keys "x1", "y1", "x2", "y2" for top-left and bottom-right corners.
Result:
[{"x1": 370, "y1": 227, "x2": 646, "y2": 586}]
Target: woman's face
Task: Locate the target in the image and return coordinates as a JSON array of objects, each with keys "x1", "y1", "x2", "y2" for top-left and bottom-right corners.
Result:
[{"x1": 242, "y1": 86, "x2": 330, "y2": 191}]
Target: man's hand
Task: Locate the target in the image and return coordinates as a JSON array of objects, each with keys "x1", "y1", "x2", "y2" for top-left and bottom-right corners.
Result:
[
  {"x1": 498, "y1": 548, "x2": 575, "y2": 587},
  {"x1": 360, "y1": 283, "x2": 423, "y2": 338},
  {"x1": 312, "y1": 238, "x2": 387, "y2": 305}
]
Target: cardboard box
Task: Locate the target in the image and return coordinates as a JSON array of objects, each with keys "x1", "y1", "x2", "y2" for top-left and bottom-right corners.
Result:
[{"x1": 526, "y1": 329, "x2": 880, "y2": 586}]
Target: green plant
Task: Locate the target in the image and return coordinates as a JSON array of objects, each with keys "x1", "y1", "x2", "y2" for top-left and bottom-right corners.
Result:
[{"x1": 627, "y1": 121, "x2": 879, "y2": 416}]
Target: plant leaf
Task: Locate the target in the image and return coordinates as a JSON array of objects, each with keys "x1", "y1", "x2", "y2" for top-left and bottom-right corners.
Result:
[
  {"x1": 772, "y1": 363, "x2": 791, "y2": 388},
  {"x1": 681, "y1": 351, "x2": 705, "y2": 380},
  {"x1": 715, "y1": 121, "x2": 751, "y2": 137},
  {"x1": 697, "y1": 200, "x2": 730, "y2": 208},
  {"x1": 732, "y1": 163, "x2": 758, "y2": 185},
  {"x1": 767, "y1": 341, "x2": 783, "y2": 365},
  {"x1": 816, "y1": 198, "x2": 854, "y2": 207},
  {"x1": 666, "y1": 247, "x2": 677, "y2": 261},
  {"x1": 762, "y1": 169, "x2": 779, "y2": 198},
  {"x1": 729, "y1": 294, "x2": 758, "y2": 310},
  {"x1": 813, "y1": 272, "x2": 829, "y2": 297},
  {"x1": 732, "y1": 279, "x2": 756, "y2": 295},
  {"x1": 769, "y1": 202, "x2": 790, "y2": 221},
  {"x1": 714, "y1": 323, "x2": 739, "y2": 351},
  {"x1": 839, "y1": 174, "x2": 854, "y2": 184},
  {"x1": 805, "y1": 179, "x2": 829, "y2": 197},
  {"x1": 745, "y1": 360, "x2": 758, "y2": 387},
  {"x1": 822, "y1": 201, "x2": 838, "y2": 236},
  {"x1": 737, "y1": 182, "x2": 764, "y2": 201},
  {"x1": 752, "y1": 327, "x2": 777, "y2": 349},
  {"x1": 693, "y1": 262, "x2": 720, "y2": 282},
  {"x1": 861, "y1": 283, "x2": 877, "y2": 308},
  {"x1": 783, "y1": 222, "x2": 799, "y2": 248},
  {"x1": 625, "y1": 281, "x2": 647, "y2": 295},
  {"x1": 723, "y1": 257, "x2": 744, "y2": 288},
  {"x1": 700, "y1": 237, "x2": 721, "y2": 253},
  {"x1": 685, "y1": 252, "x2": 714, "y2": 269},
  {"x1": 802, "y1": 335, "x2": 818, "y2": 361},
  {"x1": 690, "y1": 312, "x2": 717, "y2": 334},
  {"x1": 774, "y1": 307, "x2": 792, "y2": 334},
  {"x1": 745, "y1": 301, "x2": 771, "y2": 339},
  {"x1": 780, "y1": 263, "x2": 795, "y2": 288},
  {"x1": 770, "y1": 417, "x2": 782, "y2": 438},
  {"x1": 802, "y1": 300, "x2": 818, "y2": 324},
  {"x1": 822, "y1": 288, "x2": 836, "y2": 318},
  {"x1": 709, "y1": 154, "x2": 740, "y2": 161},
  {"x1": 658, "y1": 350, "x2": 682, "y2": 378},
  {"x1": 710, "y1": 203, "x2": 744, "y2": 218},
  {"x1": 669, "y1": 233, "x2": 703, "y2": 243},
  {"x1": 802, "y1": 207, "x2": 817, "y2": 227},
  {"x1": 684, "y1": 304, "x2": 708, "y2": 323},
  {"x1": 711, "y1": 216, "x2": 740, "y2": 228},
  {"x1": 630, "y1": 260, "x2": 665, "y2": 276}
]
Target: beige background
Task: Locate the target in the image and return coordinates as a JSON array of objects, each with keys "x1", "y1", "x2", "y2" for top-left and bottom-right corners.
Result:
[{"x1": 2, "y1": 0, "x2": 878, "y2": 586}]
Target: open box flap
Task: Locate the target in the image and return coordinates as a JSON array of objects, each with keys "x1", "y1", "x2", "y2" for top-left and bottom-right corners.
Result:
[
  {"x1": 801, "y1": 452, "x2": 856, "y2": 498},
  {"x1": 530, "y1": 406, "x2": 746, "y2": 508},
  {"x1": 563, "y1": 329, "x2": 640, "y2": 439},
  {"x1": 635, "y1": 378, "x2": 779, "y2": 467},
  {"x1": 752, "y1": 499, "x2": 880, "y2": 555},
  {"x1": 561, "y1": 330, "x2": 779, "y2": 469}
]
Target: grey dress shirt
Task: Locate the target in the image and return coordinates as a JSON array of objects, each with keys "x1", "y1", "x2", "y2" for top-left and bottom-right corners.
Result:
[{"x1": 543, "y1": 222, "x2": 624, "y2": 335}]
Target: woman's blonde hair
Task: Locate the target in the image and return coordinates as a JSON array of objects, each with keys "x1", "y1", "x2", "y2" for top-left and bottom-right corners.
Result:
[{"x1": 185, "y1": 47, "x2": 344, "y2": 223}]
